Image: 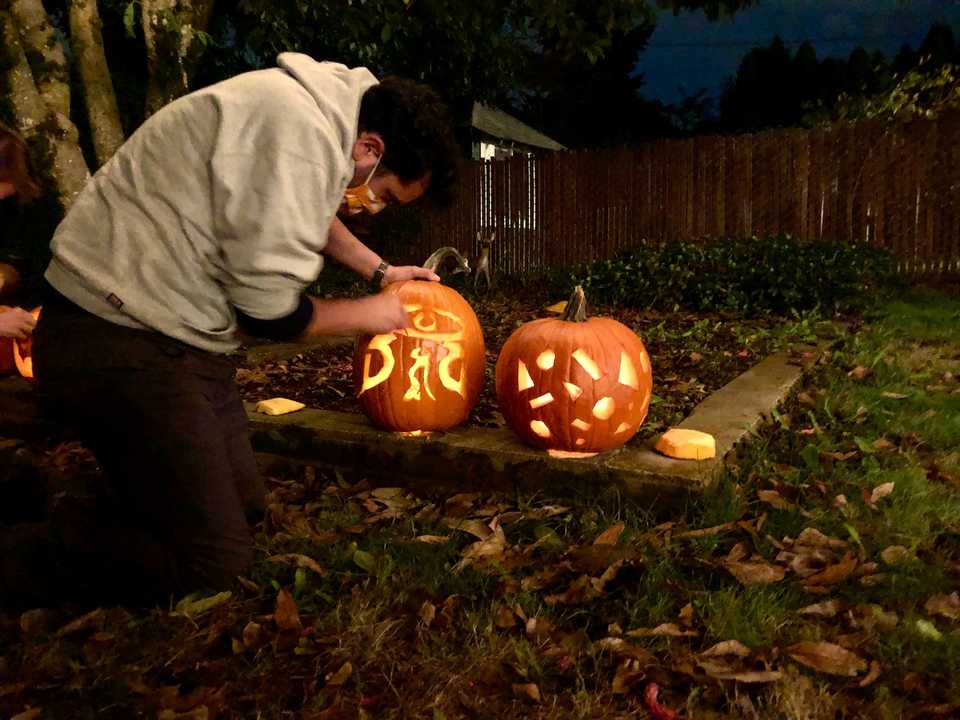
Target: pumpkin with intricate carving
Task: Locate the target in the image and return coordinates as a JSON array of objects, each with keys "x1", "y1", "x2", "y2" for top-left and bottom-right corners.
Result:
[
  {"x1": 495, "y1": 286, "x2": 652, "y2": 455},
  {"x1": 353, "y1": 249, "x2": 485, "y2": 432}
]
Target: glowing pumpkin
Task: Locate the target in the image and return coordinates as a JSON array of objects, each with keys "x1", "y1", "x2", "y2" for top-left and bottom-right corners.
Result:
[
  {"x1": 12, "y1": 306, "x2": 40, "y2": 381},
  {"x1": 353, "y1": 250, "x2": 485, "y2": 432},
  {"x1": 495, "y1": 286, "x2": 653, "y2": 456}
]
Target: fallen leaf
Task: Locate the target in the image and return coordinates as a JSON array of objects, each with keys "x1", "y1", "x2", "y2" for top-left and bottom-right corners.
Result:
[
  {"x1": 644, "y1": 683, "x2": 681, "y2": 720},
  {"x1": 858, "y1": 660, "x2": 882, "y2": 688},
  {"x1": 786, "y1": 641, "x2": 867, "y2": 676},
  {"x1": 594, "y1": 637, "x2": 657, "y2": 663},
  {"x1": 758, "y1": 489, "x2": 795, "y2": 510},
  {"x1": 915, "y1": 619, "x2": 943, "y2": 641},
  {"x1": 804, "y1": 552, "x2": 858, "y2": 587},
  {"x1": 626, "y1": 623, "x2": 698, "y2": 638},
  {"x1": 495, "y1": 606, "x2": 518, "y2": 629},
  {"x1": 725, "y1": 558, "x2": 786, "y2": 586},
  {"x1": 689, "y1": 352, "x2": 704, "y2": 365},
  {"x1": 594, "y1": 521, "x2": 625, "y2": 546},
  {"x1": 678, "y1": 603, "x2": 695, "y2": 627},
  {"x1": 847, "y1": 366, "x2": 870, "y2": 381},
  {"x1": 274, "y1": 589, "x2": 302, "y2": 631},
  {"x1": 867, "y1": 482, "x2": 895, "y2": 508},
  {"x1": 699, "y1": 640, "x2": 752, "y2": 658},
  {"x1": 326, "y1": 661, "x2": 353, "y2": 687},
  {"x1": 55, "y1": 608, "x2": 105, "y2": 638},
  {"x1": 266, "y1": 553, "x2": 325, "y2": 575},
  {"x1": 880, "y1": 546, "x2": 911, "y2": 566},
  {"x1": 512, "y1": 683, "x2": 542, "y2": 703},
  {"x1": 881, "y1": 391, "x2": 909, "y2": 399},
  {"x1": 697, "y1": 659, "x2": 783, "y2": 683},
  {"x1": 418, "y1": 601, "x2": 436, "y2": 628},
  {"x1": 795, "y1": 527, "x2": 847, "y2": 549},
  {"x1": 242, "y1": 621, "x2": 265, "y2": 650},
  {"x1": 175, "y1": 591, "x2": 233, "y2": 618},
  {"x1": 444, "y1": 517, "x2": 492, "y2": 540},
  {"x1": 925, "y1": 592, "x2": 960, "y2": 621},
  {"x1": 798, "y1": 599, "x2": 843, "y2": 618},
  {"x1": 414, "y1": 534, "x2": 451, "y2": 544},
  {"x1": 454, "y1": 525, "x2": 507, "y2": 572}
]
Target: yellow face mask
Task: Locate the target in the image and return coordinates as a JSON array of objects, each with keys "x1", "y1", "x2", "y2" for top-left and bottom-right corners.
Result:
[{"x1": 341, "y1": 155, "x2": 387, "y2": 216}]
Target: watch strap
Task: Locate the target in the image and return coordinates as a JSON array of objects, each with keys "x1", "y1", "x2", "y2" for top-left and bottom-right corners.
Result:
[{"x1": 369, "y1": 261, "x2": 389, "y2": 292}]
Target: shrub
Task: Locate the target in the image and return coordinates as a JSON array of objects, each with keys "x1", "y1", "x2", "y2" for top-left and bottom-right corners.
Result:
[{"x1": 550, "y1": 234, "x2": 897, "y2": 315}]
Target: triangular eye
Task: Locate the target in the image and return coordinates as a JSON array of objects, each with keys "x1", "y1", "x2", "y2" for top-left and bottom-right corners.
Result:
[
  {"x1": 518, "y1": 360, "x2": 535, "y2": 391},
  {"x1": 572, "y1": 349, "x2": 601, "y2": 380},
  {"x1": 564, "y1": 382, "x2": 583, "y2": 400},
  {"x1": 618, "y1": 351, "x2": 639, "y2": 390}
]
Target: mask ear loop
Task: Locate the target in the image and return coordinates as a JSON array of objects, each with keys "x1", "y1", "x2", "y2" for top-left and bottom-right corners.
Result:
[{"x1": 362, "y1": 153, "x2": 383, "y2": 185}]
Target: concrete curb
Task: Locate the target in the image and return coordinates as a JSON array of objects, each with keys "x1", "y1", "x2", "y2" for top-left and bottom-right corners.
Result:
[{"x1": 0, "y1": 344, "x2": 820, "y2": 505}]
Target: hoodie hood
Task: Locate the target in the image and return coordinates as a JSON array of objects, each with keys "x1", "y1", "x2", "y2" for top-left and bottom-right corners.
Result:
[{"x1": 277, "y1": 53, "x2": 379, "y2": 160}]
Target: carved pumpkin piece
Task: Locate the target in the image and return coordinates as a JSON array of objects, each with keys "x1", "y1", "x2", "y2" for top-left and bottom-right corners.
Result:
[
  {"x1": 495, "y1": 287, "x2": 653, "y2": 454},
  {"x1": 353, "y1": 254, "x2": 485, "y2": 432}
]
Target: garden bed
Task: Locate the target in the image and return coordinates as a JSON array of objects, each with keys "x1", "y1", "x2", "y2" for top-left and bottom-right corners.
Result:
[{"x1": 236, "y1": 284, "x2": 808, "y2": 445}]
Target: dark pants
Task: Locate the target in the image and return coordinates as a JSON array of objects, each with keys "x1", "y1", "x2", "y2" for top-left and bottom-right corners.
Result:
[{"x1": 30, "y1": 289, "x2": 263, "y2": 604}]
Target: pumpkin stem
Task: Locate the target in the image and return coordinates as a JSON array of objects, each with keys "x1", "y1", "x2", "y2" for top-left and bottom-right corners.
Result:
[
  {"x1": 561, "y1": 285, "x2": 588, "y2": 322},
  {"x1": 423, "y1": 247, "x2": 471, "y2": 277}
]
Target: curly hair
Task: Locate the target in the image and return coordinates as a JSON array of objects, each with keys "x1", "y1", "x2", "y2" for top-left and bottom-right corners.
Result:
[{"x1": 358, "y1": 77, "x2": 460, "y2": 206}]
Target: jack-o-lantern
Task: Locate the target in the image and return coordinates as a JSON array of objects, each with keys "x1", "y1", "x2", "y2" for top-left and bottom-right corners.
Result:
[
  {"x1": 495, "y1": 286, "x2": 653, "y2": 456},
  {"x1": 353, "y1": 249, "x2": 485, "y2": 432},
  {"x1": 0, "y1": 337, "x2": 14, "y2": 375},
  {"x1": 12, "y1": 306, "x2": 40, "y2": 381}
]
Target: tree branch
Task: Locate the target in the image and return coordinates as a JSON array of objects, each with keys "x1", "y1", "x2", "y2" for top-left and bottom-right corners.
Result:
[
  {"x1": 69, "y1": 0, "x2": 124, "y2": 166},
  {"x1": 0, "y1": 8, "x2": 90, "y2": 211},
  {"x1": 9, "y1": 0, "x2": 70, "y2": 119}
]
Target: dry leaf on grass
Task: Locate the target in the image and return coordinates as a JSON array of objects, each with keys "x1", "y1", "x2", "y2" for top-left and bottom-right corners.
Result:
[
  {"x1": 418, "y1": 601, "x2": 436, "y2": 628},
  {"x1": 925, "y1": 592, "x2": 960, "y2": 621},
  {"x1": 804, "y1": 552, "x2": 858, "y2": 587},
  {"x1": 799, "y1": 599, "x2": 844, "y2": 618},
  {"x1": 512, "y1": 683, "x2": 542, "y2": 703},
  {"x1": 595, "y1": 637, "x2": 657, "y2": 663},
  {"x1": 699, "y1": 640, "x2": 752, "y2": 658},
  {"x1": 786, "y1": 641, "x2": 867, "y2": 676},
  {"x1": 866, "y1": 482, "x2": 895, "y2": 509},
  {"x1": 242, "y1": 621, "x2": 265, "y2": 650},
  {"x1": 880, "y1": 545, "x2": 912, "y2": 566},
  {"x1": 325, "y1": 661, "x2": 353, "y2": 688},
  {"x1": 274, "y1": 589, "x2": 302, "y2": 631},
  {"x1": 266, "y1": 553, "x2": 325, "y2": 575},
  {"x1": 626, "y1": 623, "x2": 699, "y2": 638},
  {"x1": 594, "y1": 521, "x2": 626, "y2": 546},
  {"x1": 495, "y1": 605, "x2": 518, "y2": 629},
  {"x1": 858, "y1": 660, "x2": 883, "y2": 688},
  {"x1": 453, "y1": 525, "x2": 507, "y2": 572},
  {"x1": 725, "y1": 558, "x2": 786, "y2": 586},
  {"x1": 758, "y1": 489, "x2": 795, "y2": 510}
]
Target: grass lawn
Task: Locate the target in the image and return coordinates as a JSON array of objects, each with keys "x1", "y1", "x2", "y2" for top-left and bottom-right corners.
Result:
[{"x1": 2, "y1": 286, "x2": 958, "y2": 719}]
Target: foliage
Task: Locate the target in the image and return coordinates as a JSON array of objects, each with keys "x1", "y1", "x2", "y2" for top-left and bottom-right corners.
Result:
[{"x1": 553, "y1": 234, "x2": 898, "y2": 315}]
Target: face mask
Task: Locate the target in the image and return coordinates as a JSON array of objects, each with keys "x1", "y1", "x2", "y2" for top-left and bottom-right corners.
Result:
[{"x1": 341, "y1": 154, "x2": 387, "y2": 216}]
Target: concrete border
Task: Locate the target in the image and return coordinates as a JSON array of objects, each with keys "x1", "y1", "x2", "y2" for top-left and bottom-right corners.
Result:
[{"x1": 0, "y1": 345, "x2": 818, "y2": 505}]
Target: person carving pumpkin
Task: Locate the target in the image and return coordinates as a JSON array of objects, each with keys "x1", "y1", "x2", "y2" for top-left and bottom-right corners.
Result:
[{"x1": 0, "y1": 55, "x2": 458, "y2": 608}]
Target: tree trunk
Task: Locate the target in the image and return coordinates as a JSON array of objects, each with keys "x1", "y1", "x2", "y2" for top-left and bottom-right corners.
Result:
[
  {"x1": 0, "y1": 9, "x2": 90, "y2": 211},
  {"x1": 141, "y1": 0, "x2": 216, "y2": 117},
  {"x1": 8, "y1": 0, "x2": 70, "y2": 120},
  {"x1": 69, "y1": 0, "x2": 124, "y2": 167}
]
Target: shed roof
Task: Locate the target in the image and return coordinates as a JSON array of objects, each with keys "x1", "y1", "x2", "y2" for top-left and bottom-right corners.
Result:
[{"x1": 471, "y1": 102, "x2": 566, "y2": 151}]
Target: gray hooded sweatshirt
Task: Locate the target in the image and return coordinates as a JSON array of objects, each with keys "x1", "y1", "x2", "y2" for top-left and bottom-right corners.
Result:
[{"x1": 45, "y1": 54, "x2": 378, "y2": 353}]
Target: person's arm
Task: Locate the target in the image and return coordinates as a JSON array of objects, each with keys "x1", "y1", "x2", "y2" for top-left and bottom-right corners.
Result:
[{"x1": 324, "y1": 216, "x2": 440, "y2": 287}]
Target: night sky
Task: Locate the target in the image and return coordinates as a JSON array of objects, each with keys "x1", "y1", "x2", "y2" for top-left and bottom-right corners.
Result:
[{"x1": 637, "y1": 0, "x2": 960, "y2": 104}]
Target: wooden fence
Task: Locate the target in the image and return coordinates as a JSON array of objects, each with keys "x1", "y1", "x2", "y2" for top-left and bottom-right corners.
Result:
[{"x1": 379, "y1": 112, "x2": 960, "y2": 278}]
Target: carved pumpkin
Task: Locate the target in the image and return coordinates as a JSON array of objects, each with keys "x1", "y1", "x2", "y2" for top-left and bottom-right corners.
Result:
[
  {"x1": 12, "y1": 306, "x2": 41, "y2": 381},
  {"x1": 495, "y1": 286, "x2": 653, "y2": 456},
  {"x1": 353, "y1": 249, "x2": 485, "y2": 432}
]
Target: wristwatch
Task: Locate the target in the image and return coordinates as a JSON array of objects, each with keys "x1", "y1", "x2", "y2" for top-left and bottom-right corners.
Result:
[{"x1": 369, "y1": 261, "x2": 389, "y2": 292}]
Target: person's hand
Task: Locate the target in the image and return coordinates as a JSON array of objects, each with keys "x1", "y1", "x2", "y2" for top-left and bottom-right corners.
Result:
[
  {"x1": 0, "y1": 306, "x2": 36, "y2": 340},
  {"x1": 382, "y1": 264, "x2": 440, "y2": 286},
  {"x1": 352, "y1": 294, "x2": 411, "y2": 335}
]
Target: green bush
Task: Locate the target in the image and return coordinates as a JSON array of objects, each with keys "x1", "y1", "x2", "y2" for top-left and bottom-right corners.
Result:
[{"x1": 550, "y1": 234, "x2": 898, "y2": 315}]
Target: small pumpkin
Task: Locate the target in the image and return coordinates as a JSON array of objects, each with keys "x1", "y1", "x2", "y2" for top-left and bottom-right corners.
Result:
[
  {"x1": 353, "y1": 249, "x2": 485, "y2": 432},
  {"x1": 12, "y1": 306, "x2": 41, "y2": 381},
  {"x1": 495, "y1": 286, "x2": 653, "y2": 455}
]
